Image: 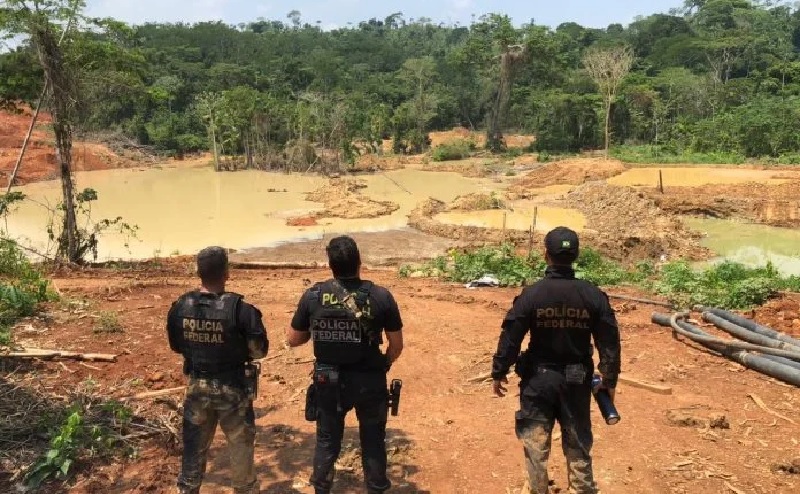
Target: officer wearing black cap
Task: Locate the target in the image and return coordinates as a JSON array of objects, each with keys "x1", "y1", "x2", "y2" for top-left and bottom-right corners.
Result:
[
  {"x1": 167, "y1": 246, "x2": 268, "y2": 494},
  {"x1": 286, "y1": 235, "x2": 404, "y2": 494},
  {"x1": 491, "y1": 227, "x2": 620, "y2": 494}
]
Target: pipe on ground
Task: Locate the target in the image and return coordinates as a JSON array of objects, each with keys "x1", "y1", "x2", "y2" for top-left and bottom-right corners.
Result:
[
  {"x1": 652, "y1": 312, "x2": 800, "y2": 388},
  {"x1": 701, "y1": 312, "x2": 800, "y2": 356},
  {"x1": 697, "y1": 306, "x2": 800, "y2": 349}
]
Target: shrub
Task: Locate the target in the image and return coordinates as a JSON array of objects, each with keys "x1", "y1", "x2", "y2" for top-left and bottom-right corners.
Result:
[{"x1": 431, "y1": 139, "x2": 473, "y2": 162}]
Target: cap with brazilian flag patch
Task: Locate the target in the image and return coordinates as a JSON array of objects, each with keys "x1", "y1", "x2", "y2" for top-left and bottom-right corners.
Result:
[{"x1": 544, "y1": 226, "x2": 580, "y2": 260}]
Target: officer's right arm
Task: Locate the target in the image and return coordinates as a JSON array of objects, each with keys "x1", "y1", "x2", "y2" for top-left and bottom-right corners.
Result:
[
  {"x1": 383, "y1": 291, "x2": 404, "y2": 364},
  {"x1": 491, "y1": 292, "x2": 532, "y2": 380},
  {"x1": 286, "y1": 291, "x2": 312, "y2": 347}
]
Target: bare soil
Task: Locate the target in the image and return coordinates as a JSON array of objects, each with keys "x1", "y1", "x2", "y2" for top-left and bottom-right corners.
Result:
[
  {"x1": 650, "y1": 182, "x2": 800, "y2": 228},
  {"x1": 3, "y1": 262, "x2": 799, "y2": 493},
  {"x1": 302, "y1": 178, "x2": 400, "y2": 220},
  {"x1": 0, "y1": 108, "x2": 143, "y2": 185},
  {"x1": 506, "y1": 159, "x2": 627, "y2": 199}
]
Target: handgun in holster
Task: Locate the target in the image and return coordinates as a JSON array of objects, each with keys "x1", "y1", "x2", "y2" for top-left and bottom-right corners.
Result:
[
  {"x1": 305, "y1": 363, "x2": 340, "y2": 422},
  {"x1": 387, "y1": 379, "x2": 403, "y2": 417},
  {"x1": 244, "y1": 361, "x2": 261, "y2": 400},
  {"x1": 514, "y1": 350, "x2": 533, "y2": 380}
]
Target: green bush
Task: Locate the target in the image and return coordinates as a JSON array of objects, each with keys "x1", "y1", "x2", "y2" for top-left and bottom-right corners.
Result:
[
  {"x1": 654, "y1": 260, "x2": 787, "y2": 309},
  {"x1": 431, "y1": 139, "x2": 474, "y2": 162},
  {"x1": 0, "y1": 239, "x2": 54, "y2": 345},
  {"x1": 610, "y1": 145, "x2": 746, "y2": 164}
]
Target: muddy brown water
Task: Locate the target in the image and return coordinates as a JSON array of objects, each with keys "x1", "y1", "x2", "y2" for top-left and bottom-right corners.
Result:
[{"x1": 5, "y1": 167, "x2": 510, "y2": 260}]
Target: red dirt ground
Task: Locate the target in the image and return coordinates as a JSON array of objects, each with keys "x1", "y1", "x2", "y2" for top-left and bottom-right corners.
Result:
[
  {"x1": 0, "y1": 108, "x2": 135, "y2": 185},
  {"x1": 4, "y1": 262, "x2": 799, "y2": 494}
]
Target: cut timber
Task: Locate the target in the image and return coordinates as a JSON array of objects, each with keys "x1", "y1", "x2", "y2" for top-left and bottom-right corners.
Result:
[
  {"x1": 606, "y1": 293, "x2": 673, "y2": 308},
  {"x1": 230, "y1": 261, "x2": 324, "y2": 270},
  {"x1": 2, "y1": 348, "x2": 116, "y2": 362},
  {"x1": 122, "y1": 386, "x2": 186, "y2": 401},
  {"x1": 618, "y1": 376, "x2": 673, "y2": 395}
]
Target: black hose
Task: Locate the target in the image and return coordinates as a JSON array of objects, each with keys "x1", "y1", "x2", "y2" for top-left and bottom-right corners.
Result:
[
  {"x1": 760, "y1": 354, "x2": 800, "y2": 372},
  {"x1": 652, "y1": 313, "x2": 800, "y2": 361},
  {"x1": 698, "y1": 306, "x2": 800, "y2": 349},
  {"x1": 651, "y1": 312, "x2": 800, "y2": 388},
  {"x1": 701, "y1": 312, "x2": 800, "y2": 357}
]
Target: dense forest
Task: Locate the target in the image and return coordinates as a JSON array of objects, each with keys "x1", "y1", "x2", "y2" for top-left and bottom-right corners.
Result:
[{"x1": 3, "y1": 0, "x2": 800, "y2": 166}]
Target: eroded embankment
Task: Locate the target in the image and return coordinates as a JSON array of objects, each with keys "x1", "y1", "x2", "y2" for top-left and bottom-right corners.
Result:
[
  {"x1": 408, "y1": 185, "x2": 709, "y2": 263},
  {"x1": 651, "y1": 182, "x2": 800, "y2": 228}
]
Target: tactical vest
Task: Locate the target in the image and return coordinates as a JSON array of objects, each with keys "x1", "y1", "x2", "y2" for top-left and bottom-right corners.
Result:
[
  {"x1": 174, "y1": 291, "x2": 248, "y2": 375},
  {"x1": 309, "y1": 279, "x2": 377, "y2": 366}
]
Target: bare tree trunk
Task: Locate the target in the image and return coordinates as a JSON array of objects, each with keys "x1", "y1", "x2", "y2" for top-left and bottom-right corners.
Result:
[
  {"x1": 6, "y1": 83, "x2": 49, "y2": 193},
  {"x1": 33, "y1": 24, "x2": 79, "y2": 263},
  {"x1": 210, "y1": 124, "x2": 219, "y2": 171},
  {"x1": 604, "y1": 95, "x2": 611, "y2": 157}
]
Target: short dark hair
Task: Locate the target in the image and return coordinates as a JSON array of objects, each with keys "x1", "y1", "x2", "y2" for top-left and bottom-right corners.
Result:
[
  {"x1": 326, "y1": 236, "x2": 361, "y2": 278},
  {"x1": 197, "y1": 246, "x2": 228, "y2": 283}
]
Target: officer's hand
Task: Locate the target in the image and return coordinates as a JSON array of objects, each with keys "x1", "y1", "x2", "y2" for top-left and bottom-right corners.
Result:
[{"x1": 493, "y1": 377, "x2": 508, "y2": 398}]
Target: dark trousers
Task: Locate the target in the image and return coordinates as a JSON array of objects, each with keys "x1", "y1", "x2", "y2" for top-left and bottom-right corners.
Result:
[
  {"x1": 177, "y1": 378, "x2": 257, "y2": 494},
  {"x1": 310, "y1": 370, "x2": 390, "y2": 494},
  {"x1": 516, "y1": 367, "x2": 597, "y2": 494}
]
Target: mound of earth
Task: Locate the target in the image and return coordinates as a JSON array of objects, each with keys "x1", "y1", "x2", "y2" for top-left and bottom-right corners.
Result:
[
  {"x1": 302, "y1": 178, "x2": 399, "y2": 220},
  {"x1": 428, "y1": 127, "x2": 535, "y2": 149},
  {"x1": 507, "y1": 158, "x2": 627, "y2": 199},
  {"x1": 651, "y1": 181, "x2": 800, "y2": 228},
  {"x1": 0, "y1": 107, "x2": 139, "y2": 185},
  {"x1": 558, "y1": 183, "x2": 708, "y2": 262},
  {"x1": 421, "y1": 159, "x2": 494, "y2": 178},
  {"x1": 446, "y1": 193, "x2": 506, "y2": 211}
]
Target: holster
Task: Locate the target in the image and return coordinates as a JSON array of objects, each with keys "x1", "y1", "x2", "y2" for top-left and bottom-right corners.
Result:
[
  {"x1": 243, "y1": 361, "x2": 260, "y2": 400},
  {"x1": 305, "y1": 362, "x2": 342, "y2": 419},
  {"x1": 514, "y1": 350, "x2": 534, "y2": 380}
]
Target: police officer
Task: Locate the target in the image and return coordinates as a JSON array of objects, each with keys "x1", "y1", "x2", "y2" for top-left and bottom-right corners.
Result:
[
  {"x1": 167, "y1": 246, "x2": 269, "y2": 494},
  {"x1": 491, "y1": 227, "x2": 620, "y2": 494},
  {"x1": 286, "y1": 236, "x2": 404, "y2": 494}
]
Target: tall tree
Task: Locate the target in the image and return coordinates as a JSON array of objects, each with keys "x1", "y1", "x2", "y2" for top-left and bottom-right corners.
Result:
[
  {"x1": 1, "y1": 0, "x2": 84, "y2": 262},
  {"x1": 583, "y1": 45, "x2": 635, "y2": 156}
]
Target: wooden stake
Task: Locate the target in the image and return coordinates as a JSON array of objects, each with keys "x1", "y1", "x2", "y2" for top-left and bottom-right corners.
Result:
[
  {"x1": 122, "y1": 386, "x2": 186, "y2": 402},
  {"x1": 502, "y1": 211, "x2": 507, "y2": 240},
  {"x1": 618, "y1": 376, "x2": 672, "y2": 395},
  {"x1": 658, "y1": 169, "x2": 664, "y2": 194},
  {"x1": 1, "y1": 348, "x2": 117, "y2": 362},
  {"x1": 533, "y1": 206, "x2": 538, "y2": 232}
]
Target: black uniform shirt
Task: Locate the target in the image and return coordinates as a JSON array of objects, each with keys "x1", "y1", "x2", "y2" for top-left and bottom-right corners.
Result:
[
  {"x1": 491, "y1": 266, "x2": 621, "y2": 387},
  {"x1": 291, "y1": 278, "x2": 403, "y2": 369}
]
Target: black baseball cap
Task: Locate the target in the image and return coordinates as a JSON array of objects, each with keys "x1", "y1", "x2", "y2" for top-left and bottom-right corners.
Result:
[{"x1": 544, "y1": 227, "x2": 580, "y2": 261}]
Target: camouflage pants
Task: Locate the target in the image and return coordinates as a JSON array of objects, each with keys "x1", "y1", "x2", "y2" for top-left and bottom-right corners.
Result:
[
  {"x1": 177, "y1": 378, "x2": 257, "y2": 494},
  {"x1": 516, "y1": 368, "x2": 597, "y2": 494}
]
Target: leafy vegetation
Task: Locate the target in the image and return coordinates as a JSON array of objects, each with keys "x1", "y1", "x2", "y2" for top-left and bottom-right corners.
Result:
[
  {"x1": 5, "y1": 2, "x2": 800, "y2": 163},
  {"x1": 431, "y1": 139, "x2": 475, "y2": 162},
  {"x1": 0, "y1": 239, "x2": 55, "y2": 345},
  {"x1": 24, "y1": 400, "x2": 135, "y2": 488},
  {"x1": 93, "y1": 310, "x2": 122, "y2": 334},
  {"x1": 400, "y1": 245, "x2": 800, "y2": 310}
]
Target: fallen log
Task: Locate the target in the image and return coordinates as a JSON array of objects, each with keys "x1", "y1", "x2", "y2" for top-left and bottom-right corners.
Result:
[
  {"x1": 606, "y1": 293, "x2": 673, "y2": 308},
  {"x1": 229, "y1": 261, "x2": 324, "y2": 270},
  {"x1": 121, "y1": 386, "x2": 186, "y2": 402},
  {"x1": 618, "y1": 375, "x2": 672, "y2": 395},
  {"x1": 1, "y1": 348, "x2": 117, "y2": 362}
]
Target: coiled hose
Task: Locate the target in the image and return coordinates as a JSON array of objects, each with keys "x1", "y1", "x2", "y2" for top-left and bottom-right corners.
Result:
[{"x1": 651, "y1": 312, "x2": 800, "y2": 388}]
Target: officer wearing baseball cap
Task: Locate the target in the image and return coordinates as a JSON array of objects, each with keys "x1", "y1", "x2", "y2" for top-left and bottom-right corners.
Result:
[{"x1": 490, "y1": 227, "x2": 621, "y2": 494}]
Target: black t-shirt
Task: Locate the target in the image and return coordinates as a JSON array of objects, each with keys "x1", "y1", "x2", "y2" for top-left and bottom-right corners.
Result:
[
  {"x1": 291, "y1": 278, "x2": 403, "y2": 333},
  {"x1": 291, "y1": 278, "x2": 402, "y2": 369}
]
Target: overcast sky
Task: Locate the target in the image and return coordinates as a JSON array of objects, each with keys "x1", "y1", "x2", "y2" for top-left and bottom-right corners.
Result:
[{"x1": 84, "y1": 0, "x2": 686, "y2": 30}]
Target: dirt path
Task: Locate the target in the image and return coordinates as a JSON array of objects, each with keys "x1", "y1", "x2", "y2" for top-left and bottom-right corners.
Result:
[{"x1": 4, "y1": 263, "x2": 797, "y2": 494}]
